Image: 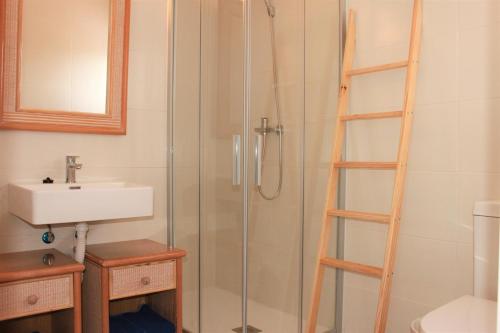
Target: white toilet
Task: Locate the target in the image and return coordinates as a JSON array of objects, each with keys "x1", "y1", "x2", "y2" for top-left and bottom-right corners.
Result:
[{"x1": 413, "y1": 201, "x2": 499, "y2": 333}]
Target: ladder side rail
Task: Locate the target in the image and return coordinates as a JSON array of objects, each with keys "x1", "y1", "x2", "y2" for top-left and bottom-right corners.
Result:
[
  {"x1": 374, "y1": 1, "x2": 423, "y2": 332},
  {"x1": 306, "y1": 10, "x2": 357, "y2": 333}
]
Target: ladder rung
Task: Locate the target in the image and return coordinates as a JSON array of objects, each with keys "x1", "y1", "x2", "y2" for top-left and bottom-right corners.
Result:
[
  {"x1": 334, "y1": 161, "x2": 398, "y2": 169},
  {"x1": 340, "y1": 111, "x2": 403, "y2": 121},
  {"x1": 320, "y1": 257, "x2": 383, "y2": 278},
  {"x1": 327, "y1": 209, "x2": 390, "y2": 224},
  {"x1": 348, "y1": 61, "x2": 408, "y2": 76}
]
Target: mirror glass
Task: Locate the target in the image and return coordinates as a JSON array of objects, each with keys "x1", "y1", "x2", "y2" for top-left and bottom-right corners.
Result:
[{"x1": 19, "y1": 0, "x2": 110, "y2": 114}]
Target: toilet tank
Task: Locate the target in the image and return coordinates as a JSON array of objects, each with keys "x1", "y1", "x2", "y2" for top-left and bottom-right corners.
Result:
[{"x1": 473, "y1": 201, "x2": 500, "y2": 300}]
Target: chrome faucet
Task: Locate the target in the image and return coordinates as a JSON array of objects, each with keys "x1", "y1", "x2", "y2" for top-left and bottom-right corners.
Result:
[{"x1": 66, "y1": 156, "x2": 82, "y2": 184}]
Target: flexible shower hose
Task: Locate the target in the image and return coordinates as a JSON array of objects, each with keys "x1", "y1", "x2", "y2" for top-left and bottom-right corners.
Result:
[{"x1": 258, "y1": 2, "x2": 284, "y2": 201}]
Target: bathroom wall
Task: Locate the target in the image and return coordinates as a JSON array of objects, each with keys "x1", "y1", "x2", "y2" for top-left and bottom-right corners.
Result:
[
  {"x1": 0, "y1": 0, "x2": 169, "y2": 256},
  {"x1": 341, "y1": 0, "x2": 499, "y2": 331}
]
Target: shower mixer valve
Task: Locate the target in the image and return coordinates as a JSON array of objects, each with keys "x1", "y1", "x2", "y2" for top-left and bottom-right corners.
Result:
[
  {"x1": 254, "y1": 117, "x2": 283, "y2": 135},
  {"x1": 255, "y1": 117, "x2": 272, "y2": 135},
  {"x1": 253, "y1": 116, "x2": 284, "y2": 200},
  {"x1": 254, "y1": 117, "x2": 283, "y2": 158}
]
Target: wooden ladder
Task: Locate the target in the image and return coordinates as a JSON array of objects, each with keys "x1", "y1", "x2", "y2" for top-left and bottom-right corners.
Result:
[{"x1": 306, "y1": 1, "x2": 422, "y2": 332}]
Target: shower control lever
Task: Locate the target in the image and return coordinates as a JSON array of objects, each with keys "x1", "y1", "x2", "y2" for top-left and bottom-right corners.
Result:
[
  {"x1": 255, "y1": 117, "x2": 271, "y2": 158},
  {"x1": 255, "y1": 117, "x2": 279, "y2": 135}
]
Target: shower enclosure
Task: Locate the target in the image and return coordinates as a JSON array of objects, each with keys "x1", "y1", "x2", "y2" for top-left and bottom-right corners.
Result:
[{"x1": 169, "y1": 0, "x2": 343, "y2": 332}]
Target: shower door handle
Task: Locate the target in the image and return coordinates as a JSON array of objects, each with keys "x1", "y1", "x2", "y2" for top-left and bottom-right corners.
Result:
[
  {"x1": 232, "y1": 135, "x2": 241, "y2": 186},
  {"x1": 254, "y1": 134, "x2": 263, "y2": 186}
]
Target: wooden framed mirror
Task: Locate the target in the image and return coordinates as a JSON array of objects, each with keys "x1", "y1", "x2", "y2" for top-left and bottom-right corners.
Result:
[{"x1": 0, "y1": 0, "x2": 130, "y2": 134}]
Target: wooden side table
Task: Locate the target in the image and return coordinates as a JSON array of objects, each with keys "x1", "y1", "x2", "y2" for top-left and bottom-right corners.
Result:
[
  {"x1": 0, "y1": 249, "x2": 85, "y2": 333},
  {"x1": 83, "y1": 239, "x2": 186, "y2": 333}
]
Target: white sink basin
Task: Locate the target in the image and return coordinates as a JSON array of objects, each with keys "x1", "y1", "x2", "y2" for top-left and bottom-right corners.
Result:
[{"x1": 8, "y1": 182, "x2": 154, "y2": 225}]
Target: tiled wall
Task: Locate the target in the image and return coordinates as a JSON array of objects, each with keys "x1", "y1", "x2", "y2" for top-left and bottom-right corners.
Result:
[
  {"x1": 0, "y1": 0, "x2": 168, "y2": 257},
  {"x1": 341, "y1": 0, "x2": 499, "y2": 331}
]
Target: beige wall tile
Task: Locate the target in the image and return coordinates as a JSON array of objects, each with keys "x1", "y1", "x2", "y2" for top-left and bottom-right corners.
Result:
[
  {"x1": 392, "y1": 235, "x2": 473, "y2": 307},
  {"x1": 409, "y1": 103, "x2": 459, "y2": 172},
  {"x1": 416, "y1": 1, "x2": 458, "y2": 105},
  {"x1": 458, "y1": 0, "x2": 500, "y2": 29},
  {"x1": 346, "y1": 170, "x2": 395, "y2": 214},
  {"x1": 401, "y1": 172, "x2": 463, "y2": 242},
  {"x1": 458, "y1": 23, "x2": 500, "y2": 101},
  {"x1": 346, "y1": 118, "x2": 401, "y2": 162},
  {"x1": 458, "y1": 99, "x2": 500, "y2": 173}
]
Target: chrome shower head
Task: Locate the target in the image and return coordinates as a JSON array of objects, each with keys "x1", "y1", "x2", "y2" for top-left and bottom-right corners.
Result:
[{"x1": 263, "y1": 0, "x2": 276, "y2": 17}]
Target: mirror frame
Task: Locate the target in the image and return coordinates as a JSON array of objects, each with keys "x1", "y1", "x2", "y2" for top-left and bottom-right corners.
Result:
[{"x1": 0, "y1": 0, "x2": 130, "y2": 135}]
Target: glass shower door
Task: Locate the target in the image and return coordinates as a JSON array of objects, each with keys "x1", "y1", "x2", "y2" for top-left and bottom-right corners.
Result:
[
  {"x1": 173, "y1": 1, "x2": 341, "y2": 332},
  {"x1": 236, "y1": 0, "x2": 342, "y2": 331},
  {"x1": 245, "y1": 0, "x2": 305, "y2": 332},
  {"x1": 199, "y1": 0, "x2": 246, "y2": 332}
]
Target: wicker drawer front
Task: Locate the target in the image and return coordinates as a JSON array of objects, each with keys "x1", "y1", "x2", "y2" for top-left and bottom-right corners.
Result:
[
  {"x1": 0, "y1": 274, "x2": 73, "y2": 321},
  {"x1": 109, "y1": 260, "x2": 176, "y2": 300}
]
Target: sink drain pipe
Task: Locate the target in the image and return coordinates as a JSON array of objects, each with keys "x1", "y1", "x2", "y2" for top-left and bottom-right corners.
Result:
[{"x1": 74, "y1": 222, "x2": 89, "y2": 263}]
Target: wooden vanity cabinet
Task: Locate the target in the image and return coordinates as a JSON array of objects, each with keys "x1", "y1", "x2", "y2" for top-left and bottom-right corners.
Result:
[
  {"x1": 83, "y1": 239, "x2": 186, "y2": 333},
  {"x1": 0, "y1": 249, "x2": 85, "y2": 333}
]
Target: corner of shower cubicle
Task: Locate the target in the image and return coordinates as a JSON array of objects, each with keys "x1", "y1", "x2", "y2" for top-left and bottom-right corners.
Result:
[{"x1": 167, "y1": 1, "x2": 347, "y2": 332}]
